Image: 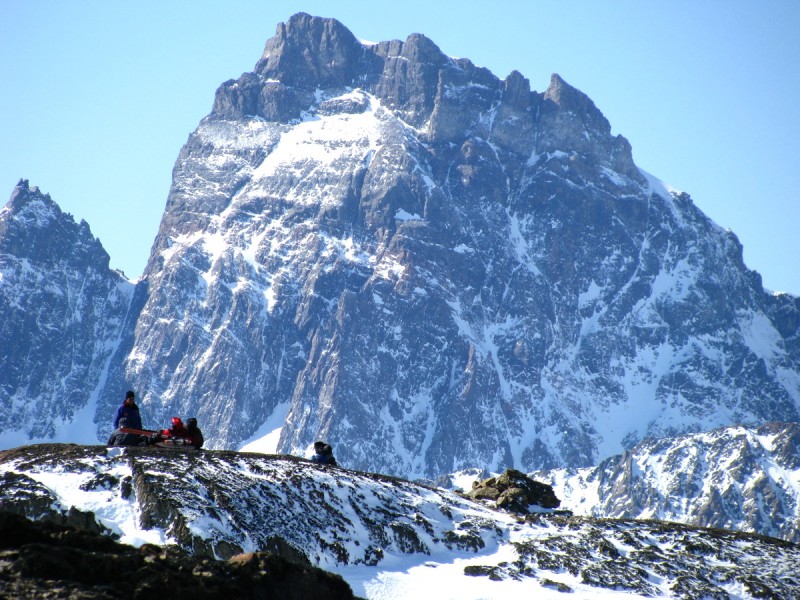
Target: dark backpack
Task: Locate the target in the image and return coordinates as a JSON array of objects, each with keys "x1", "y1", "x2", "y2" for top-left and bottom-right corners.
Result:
[{"x1": 321, "y1": 445, "x2": 336, "y2": 465}]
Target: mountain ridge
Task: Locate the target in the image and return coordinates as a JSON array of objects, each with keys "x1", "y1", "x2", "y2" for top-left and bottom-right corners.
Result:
[
  {"x1": 0, "y1": 179, "x2": 134, "y2": 445},
  {"x1": 2, "y1": 12, "x2": 799, "y2": 484},
  {"x1": 532, "y1": 420, "x2": 800, "y2": 544}
]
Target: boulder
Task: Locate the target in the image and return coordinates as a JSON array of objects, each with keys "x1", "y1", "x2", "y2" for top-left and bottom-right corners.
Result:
[{"x1": 465, "y1": 468, "x2": 560, "y2": 513}]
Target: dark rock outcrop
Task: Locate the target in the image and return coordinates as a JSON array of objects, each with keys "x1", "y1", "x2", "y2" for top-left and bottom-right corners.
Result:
[
  {"x1": 0, "y1": 510, "x2": 359, "y2": 599},
  {"x1": 464, "y1": 468, "x2": 561, "y2": 512}
]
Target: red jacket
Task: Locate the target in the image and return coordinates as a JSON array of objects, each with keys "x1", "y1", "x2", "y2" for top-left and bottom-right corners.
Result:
[{"x1": 162, "y1": 424, "x2": 188, "y2": 438}]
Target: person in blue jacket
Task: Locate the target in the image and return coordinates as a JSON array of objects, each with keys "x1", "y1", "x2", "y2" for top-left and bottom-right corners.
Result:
[
  {"x1": 311, "y1": 441, "x2": 337, "y2": 466},
  {"x1": 113, "y1": 390, "x2": 142, "y2": 430}
]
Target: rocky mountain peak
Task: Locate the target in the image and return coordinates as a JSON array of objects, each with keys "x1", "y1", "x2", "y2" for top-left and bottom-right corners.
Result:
[
  {"x1": 4, "y1": 14, "x2": 800, "y2": 489},
  {"x1": 393, "y1": 32, "x2": 448, "y2": 66},
  {"x1": 6, "y1": 178, "x2": 41, "y2": 208},
  {"x1": 255, "y1": 13, "x2": 367, "y2": 89},
  {"x1": 5, "y1": 179, "x2": 50, "y2": 217},
  {"x1": 538, "y1": 73, "x2": 638, "y2": 176},
  {"x1": 211, "y1": 14, "x2": 635, "y2": 171},
  {"x1": 1, "y1": 179, "x2": 103, "y2": 269},
  {"x1": 1, "y1": 181, "x2": 134, "y2": 443},
  {"x1": 543, "y1": 73, "x2": 605, "y2": 121},
  {"x1": 102, "y1": 14, "x2": 800, "y2": 479}
]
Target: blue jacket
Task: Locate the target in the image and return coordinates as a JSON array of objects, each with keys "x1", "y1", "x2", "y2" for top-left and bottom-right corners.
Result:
[
  {"x1": 113, "y1": 403, "x2": 142, "y2": 429},
  {"x1": 311, "y1": 452, "x2": 337, "y2": 466}
]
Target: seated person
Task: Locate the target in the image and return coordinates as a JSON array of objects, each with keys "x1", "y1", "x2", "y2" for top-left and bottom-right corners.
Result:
[
  {"x1": 161, "y1": 416, "x2": 188, "y2": 440},
  {"x1": 154, "y1": 417, "x2": 200, "y2": 447},
  {"x1": 310, "y1": 441, "x2": 337, "y2": 466},
  {"x1": 186, "y1": 418, "x2": 204, "y2": 448},
  {"x1": 107, "y1": 418, "x2": 151, "y2": 447}
]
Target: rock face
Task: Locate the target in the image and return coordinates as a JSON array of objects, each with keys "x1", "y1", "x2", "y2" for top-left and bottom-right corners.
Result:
[
  {"x1": 1, "y1": 444, "x2": 799, "y2": 598},
  {"x1": 0, "y1": 181, "x2": 134, "y2": 443},
  {"x1": 107, "y1": 12, "x2": 799, "y2": 478},
  {"x1": 535, "y1": 421, "x2": 800, "y2": 543},
  {"x1": 0, "y1": 510, "x2": 358, "y2": 600},
  {"x1": 2, "y1": 13, "x2": 800, "y2": 486}
]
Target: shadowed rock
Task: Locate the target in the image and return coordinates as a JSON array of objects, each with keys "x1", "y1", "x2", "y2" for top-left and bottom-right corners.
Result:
[{"x1": 465, "y1": 468, "x2": 561, "y2": 512}]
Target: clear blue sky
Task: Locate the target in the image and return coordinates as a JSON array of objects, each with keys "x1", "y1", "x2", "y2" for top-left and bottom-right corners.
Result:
[{"x1": 3, "y1": 1, "x2": 799, "y2": 294}]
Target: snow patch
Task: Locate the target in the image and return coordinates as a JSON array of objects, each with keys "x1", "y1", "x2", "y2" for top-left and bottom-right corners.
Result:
[
  {"x1": 395, "y1": 209, "x2": 423, "y2": 222},
  {"x1": 238, "y1": 401, "x2": 290, "y2": 454}
]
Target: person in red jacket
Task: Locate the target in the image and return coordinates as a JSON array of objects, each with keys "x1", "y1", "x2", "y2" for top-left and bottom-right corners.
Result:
[
  {"x1": 162, "y1": 417, "x2": 188, "y2": 440},
  {"x1": 152, "y1": 416, "x2": 203, "y2": 448}
]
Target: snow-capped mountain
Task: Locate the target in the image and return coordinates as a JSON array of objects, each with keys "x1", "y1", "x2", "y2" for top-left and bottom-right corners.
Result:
[
  {"x1": 2, "y1": 443, "x2": 798, "y2": 599},
  {"x1": 104, "y1": 13, "x2": 799, "y2": 476},
  {"x1": 534, "y1": 421, "x2": 800, "y2": 543},
  {"x1": 0, "y1": 181, "x2": 134, "y2": 446},
  {"x1": 2, "y1": 13, "x2": 800, "y2": 485}
]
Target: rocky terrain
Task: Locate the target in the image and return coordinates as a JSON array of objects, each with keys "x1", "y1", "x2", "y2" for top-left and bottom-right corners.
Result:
[
  {"x1": 1, "y1": 443, "x2": 798, "y2": 598},
  {"x1": 533, "y1": 421, "x2": 800, "y2": 544},
  {"x1": 0, "y1": 510, "x2": 358, "y2": 599}
]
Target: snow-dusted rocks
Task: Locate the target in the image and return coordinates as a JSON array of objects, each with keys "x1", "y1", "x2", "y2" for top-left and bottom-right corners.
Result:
[
  {"x1": 463, "y1": 468, "x2": 561, "y2": 513},
  {"x1": 0, "y1": 181, "x2": 134, "y2": 447},
  {"x1": 535, "y1": 421, "x2": 800, "y2": 543},
  {"x1": 1, "y1": 444, "x2": 798, "y2": 599}
]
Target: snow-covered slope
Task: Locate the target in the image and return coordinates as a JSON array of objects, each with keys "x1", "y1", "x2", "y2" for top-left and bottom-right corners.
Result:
[
  {"x1": 2, "y1": 444, "x2": 798, "y2": 599},
  {"x1": 0, "y1": 181, "x2": 134, "y2": 447},
  {"x1": 534, "y1": 421, "x2": 800, "y2": 543}
]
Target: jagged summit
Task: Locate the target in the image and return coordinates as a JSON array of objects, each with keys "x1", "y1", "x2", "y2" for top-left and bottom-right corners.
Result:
[
  {"x1": 1, "y1": 181, "x2": 133, "y2": 445},
  {"x1": 1, "y1": 180, "x2": 101, "y2": 264},
  {"x1": 213, "y1": 12, "x2": 634, "y2": 172},
  {"x1": 256, "y1": 12, "x2": 374, "y2": 88},
  {"x1": 5, "y1": 179, "x2": 54, "y2": 219},
  {"x1": 6, "y1": 178, "x2": 41, "y2": 207}
]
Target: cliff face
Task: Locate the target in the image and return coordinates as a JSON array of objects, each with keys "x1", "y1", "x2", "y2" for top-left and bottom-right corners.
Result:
[
  {"x1": 102, "y1": 13, "x2": 799, "y2": 477},
  {"x1": 2, "y1": 13, "x2": 799, "y2": 482},
  {"x1": 0, "y1": 181, "x2": 134, "y2": 443}
]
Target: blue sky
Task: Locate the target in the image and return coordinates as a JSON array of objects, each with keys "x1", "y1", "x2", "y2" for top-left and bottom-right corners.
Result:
[{"x1": 2, "y1": 1, "x2": 799, "y2": 294}]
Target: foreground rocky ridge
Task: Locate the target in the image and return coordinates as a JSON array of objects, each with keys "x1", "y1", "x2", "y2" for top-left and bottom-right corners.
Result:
[
  {"x1": 0, "y1": 510, "x2": 358, "y2": 600},
  {"x1": 1, "y1": 444, "x2": 798, "y2": 598}
]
